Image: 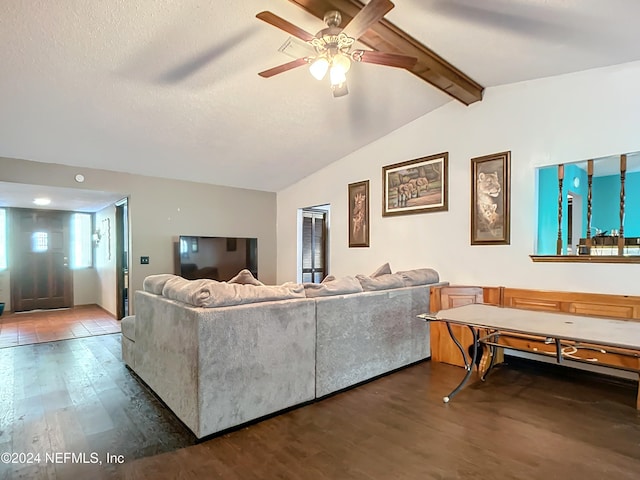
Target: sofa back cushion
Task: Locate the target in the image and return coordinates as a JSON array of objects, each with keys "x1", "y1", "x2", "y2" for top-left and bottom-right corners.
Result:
[
  {"x1": 356, "y1": 273, "x2": 405, "y2": 291},
  {"x1": 161, "y1": 276, "x2": 305, "y2": 307},
  {"x1": 304, "y1": 276, "x2": 363, "y2": 298},
  {"x1": 143, "y1": 274, "x2": 178, "y2": 295},
  {"x1": 397, "y1": 268, "x2": 440, "y2": 286}
]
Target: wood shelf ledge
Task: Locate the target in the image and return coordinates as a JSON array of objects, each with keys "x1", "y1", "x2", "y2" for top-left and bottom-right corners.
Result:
[{"x1": 530, "y1": 255, "x2": 640, "y2": 264}]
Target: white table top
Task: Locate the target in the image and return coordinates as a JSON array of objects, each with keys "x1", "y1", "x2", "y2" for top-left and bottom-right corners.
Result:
[{"x1": 425, "y1": 304, "x2": 640, "y2": 351}]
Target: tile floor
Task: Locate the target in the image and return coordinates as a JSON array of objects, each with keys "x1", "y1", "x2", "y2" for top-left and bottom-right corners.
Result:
[{"x1": 0, "y1": 304, "x2": 121, "y2": 348}]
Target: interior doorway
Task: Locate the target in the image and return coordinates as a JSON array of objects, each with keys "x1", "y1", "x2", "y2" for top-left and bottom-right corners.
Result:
[
  {"x1": 10, "y1": 208, "x2": 73, "y2": 312},
  {"x1": 115, "y1": 198, "x2": 129, "y2": 319},
  {"x1": 567, "y1": 192, "x2": 583, "y2": 254},
  {"x1": 299, "y1": 206, "x2": 329, "y2": 283}
]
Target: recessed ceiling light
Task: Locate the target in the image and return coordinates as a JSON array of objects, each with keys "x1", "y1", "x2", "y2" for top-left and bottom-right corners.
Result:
[
  {"x1": 75, "y1": 174, "x2": 85, "y2": 183},
  {"x1": 33, "y1": 198, "x2": 51, "y2": 206}
]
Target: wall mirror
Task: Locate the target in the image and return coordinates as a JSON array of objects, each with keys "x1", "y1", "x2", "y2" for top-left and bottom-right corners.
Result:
[{"x1": 532, "y1": 151, "x2": 640, "y2": 263}]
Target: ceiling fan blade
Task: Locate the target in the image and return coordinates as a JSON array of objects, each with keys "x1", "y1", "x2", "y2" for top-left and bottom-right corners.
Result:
[
  {"x1": 258, "y1": 58, "x2": 309, "y2": 78},
  {"x1": 256, "y1": 11, "x2": 316, "y2": 42},
  {"x1": 342, "y1": 0, "x2": 394, "y2": 40},
  {"x1": 354, "y1": 50, "x2": 417, "y2": 69}
]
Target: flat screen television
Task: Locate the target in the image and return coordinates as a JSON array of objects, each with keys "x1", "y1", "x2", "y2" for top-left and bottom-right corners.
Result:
[{"x1": 175, "y1": 236, "x2": 258, "y2": 281}]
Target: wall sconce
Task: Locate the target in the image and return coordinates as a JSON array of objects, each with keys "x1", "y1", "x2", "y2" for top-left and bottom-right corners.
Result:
[{"x1": 93, "y1": 229, "x2": 102, "y2": 246}]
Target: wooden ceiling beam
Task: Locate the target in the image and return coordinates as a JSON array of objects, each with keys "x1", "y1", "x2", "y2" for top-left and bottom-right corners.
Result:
[{"x1": 287, "y1": 0, "x2": 484, "y2": 105}]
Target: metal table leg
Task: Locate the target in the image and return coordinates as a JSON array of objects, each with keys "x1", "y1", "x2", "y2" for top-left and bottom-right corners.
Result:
[{"x1": 443, "y1": 323, "x2": 479, "y2": 403}]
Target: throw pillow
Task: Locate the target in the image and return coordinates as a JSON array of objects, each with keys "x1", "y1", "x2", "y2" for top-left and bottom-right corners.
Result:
[
  {"x1": 370, "y1": 263, "x2": 392, "y2": 278},
  {"x1": 228, "y1": 269, "x2": 264, "y2": 286}
]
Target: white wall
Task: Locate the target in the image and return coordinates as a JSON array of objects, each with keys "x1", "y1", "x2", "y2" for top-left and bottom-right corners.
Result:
[
  {"x1": 73, "y1": 269, "x2": 99, "y2": 307},
  {"x1": 277, "y1": 61, "x2": 640, "y2": 295}
]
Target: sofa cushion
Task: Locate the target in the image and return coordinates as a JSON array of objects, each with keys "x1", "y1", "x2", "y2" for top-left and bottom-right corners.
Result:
[
  {"x1": 162, "y1": 276, "x2": 305, "y2": 307},
  {"x1": 304, "y1": 276, "x2": 363, "y2": 298},
  {"x1": 370, "y1": 263, "x2": 392, "y2": 277},
  {"x1": 356, "y1": 273, "x2": 405, "y2": 291},
  {"x1": 398, "y1": 268, "x2": 440, "y2": 286},
  {"x1": 143, "y1": 274, "x2": 178, "y2": 295},
  {"x1": 121, "y1": 315, "x2": 136, "y2": 341},
  {"x1": 228, "y1": 269, "x2": 264, "y2": 286}
]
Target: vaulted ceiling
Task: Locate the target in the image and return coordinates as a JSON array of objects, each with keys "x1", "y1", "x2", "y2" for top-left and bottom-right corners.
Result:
[{"x1": 2, "y1": 0, "x2": 640, "y2": 196}]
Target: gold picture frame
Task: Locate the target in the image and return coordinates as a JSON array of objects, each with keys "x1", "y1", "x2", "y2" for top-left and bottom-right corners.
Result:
[
  {"x1": 348, "y1": 180, "x2": 370, "y2": 247},
  {"x1": 382, "y1": 152, "x2": 448, "y2": 216}
]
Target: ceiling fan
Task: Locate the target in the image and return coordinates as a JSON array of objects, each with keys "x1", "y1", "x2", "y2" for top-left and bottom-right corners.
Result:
[{"x1": 256, "y1": 0, "x2": 418, "y2": 97}]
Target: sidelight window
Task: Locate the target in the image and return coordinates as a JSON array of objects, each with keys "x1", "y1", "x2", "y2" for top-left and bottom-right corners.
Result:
[{"x1": 70, "y1": 213, "x2": 93, "y2": 269}]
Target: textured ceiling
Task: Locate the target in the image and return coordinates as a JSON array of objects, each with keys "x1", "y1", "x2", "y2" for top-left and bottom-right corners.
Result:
[
  {"x1": 0, "y1": 181, "x2": 126, "y2": 213},
  {"x1": 2, "y1": 0, "x2": 640, "y2": 200}
]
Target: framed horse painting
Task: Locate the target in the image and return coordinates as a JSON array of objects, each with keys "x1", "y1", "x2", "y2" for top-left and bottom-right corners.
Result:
[{"x1": 348, "y1": 180, "x2": 370, "y2": 247}]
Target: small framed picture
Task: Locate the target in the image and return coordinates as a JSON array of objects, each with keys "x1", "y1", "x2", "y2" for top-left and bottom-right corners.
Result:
[
  {"x1": 348, "y1": 180, "x2": 370, "y2": 247},
  {"x1": 471, "y1": 151, "x2": 511, "y2": 245}
]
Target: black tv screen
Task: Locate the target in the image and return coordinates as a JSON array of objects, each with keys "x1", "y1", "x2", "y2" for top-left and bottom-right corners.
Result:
[{"x1": 176, "y1": 236, "x2": 258, "y2": 281}]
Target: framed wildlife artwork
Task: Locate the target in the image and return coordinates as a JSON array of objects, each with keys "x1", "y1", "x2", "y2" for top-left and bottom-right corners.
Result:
[
  {"x1": 382, "y1": 152, "x2": 448, "y2": 216},
  {"x1": 348, "y1": 180, "x2": 370, "y2": 247},
  {"x1": 471, "y1": 151, "x2": 511, "y2": 245}
]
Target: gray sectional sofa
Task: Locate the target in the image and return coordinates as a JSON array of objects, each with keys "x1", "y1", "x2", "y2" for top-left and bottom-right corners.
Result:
[
  {"x1": 315, "y1": 285, "x2": 437, "y2": 397},
  {"x1": 122, "y1": 269, "x2": 445, "y2": 439}
]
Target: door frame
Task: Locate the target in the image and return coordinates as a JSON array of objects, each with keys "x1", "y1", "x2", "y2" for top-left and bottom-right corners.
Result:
[
  {"x1": 115, "y1": 198, "x2": 129, "y2": 319},
  {"x1": 299, "y1": 206, "x2": 330, "y2": 283}
]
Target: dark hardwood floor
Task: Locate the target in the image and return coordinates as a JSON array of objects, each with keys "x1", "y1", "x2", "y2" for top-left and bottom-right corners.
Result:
[
  {"x1": 1, "y1": 334, "x2": 639, "y2": 480},
  {"x1": 0, "y1": 334, "x2": 195, "y2": 480}
]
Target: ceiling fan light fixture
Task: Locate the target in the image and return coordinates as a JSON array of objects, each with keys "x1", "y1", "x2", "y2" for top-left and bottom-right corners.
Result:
[
  {"x1": 257, "y1": 2, "x2": 419, "y2": 99},
  {"x1": 309, "y1": 57, "x2": 329, "y2": 80},
  {"x1": 329, "y1": 63, "x2": 347, "y2": 86}
]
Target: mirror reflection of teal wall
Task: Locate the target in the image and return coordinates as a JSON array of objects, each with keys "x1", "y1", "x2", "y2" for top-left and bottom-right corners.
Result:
[
  {"x1": 592, "y1": 172, "x2": 640, "y2": 237},
  {"x1": 537, "y1": 166, "x2": 558, "y2": 254},
  {"x1": 537, "y1": 161, "x2": 640, "y2": 255}
]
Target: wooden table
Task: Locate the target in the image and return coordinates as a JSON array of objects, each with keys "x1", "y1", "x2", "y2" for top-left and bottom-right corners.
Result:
[{"x1": 419, "y1": 304, "x2": 640, "y2": 407}]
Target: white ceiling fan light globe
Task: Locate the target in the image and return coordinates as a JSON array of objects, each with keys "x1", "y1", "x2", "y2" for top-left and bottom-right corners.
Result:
[
  {"x1": 332, "y1": 82, "x2": 349, "y2": 97},
  {"x1": 309, "y1": 57, "x2": 329, "y2": 80},
  {"x1": 330, "y1": 64, "x2": 347, "y2": 86},
  {"x1": 332, "y1": 52, "x2": 351, "y2": 73}
]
